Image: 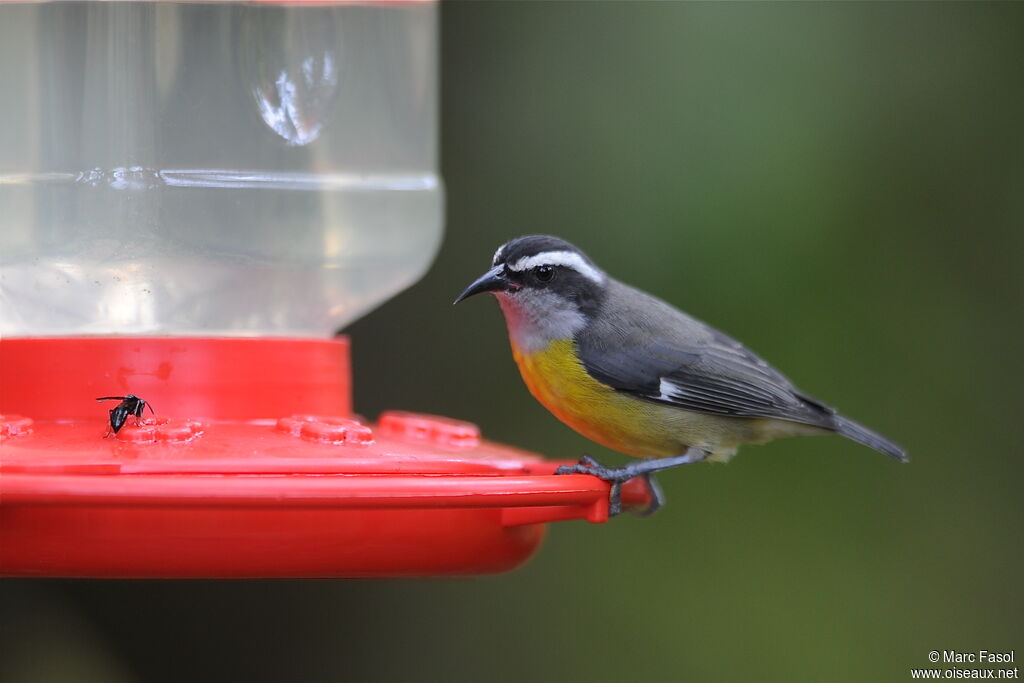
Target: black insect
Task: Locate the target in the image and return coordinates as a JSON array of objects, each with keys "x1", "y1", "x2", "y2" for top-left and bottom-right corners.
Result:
[{"x1": 96, "y1": 394, "x2": 155, "y2": 434}]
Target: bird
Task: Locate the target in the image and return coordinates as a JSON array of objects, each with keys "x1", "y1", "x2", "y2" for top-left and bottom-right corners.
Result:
[{"x1": 454, "y1": 235, "x2": 906, "y2": 516}]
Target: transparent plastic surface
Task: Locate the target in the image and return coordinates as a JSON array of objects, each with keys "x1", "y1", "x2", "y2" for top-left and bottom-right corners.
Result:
[{"x1": 0, "y1": 1, "x2": 442, "y2": 337}]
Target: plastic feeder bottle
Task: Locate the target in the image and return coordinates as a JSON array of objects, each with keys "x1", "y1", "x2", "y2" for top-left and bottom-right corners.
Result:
[{"x1": 0, "y1": 0, "x2": 649, "y2": 579}]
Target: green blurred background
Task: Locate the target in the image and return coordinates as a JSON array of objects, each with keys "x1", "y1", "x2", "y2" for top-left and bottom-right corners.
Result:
[{"x1": 2, "y1": 2, "x2": 1022, "y2": 682}]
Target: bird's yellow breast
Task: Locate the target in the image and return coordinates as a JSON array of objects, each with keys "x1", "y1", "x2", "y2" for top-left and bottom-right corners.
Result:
[
  {"x1": 511, "y1": 339, "x2": 689, "y2": 458},
  {"x1": 511, "y1": 338, "x2": 787, "y2": 460}
]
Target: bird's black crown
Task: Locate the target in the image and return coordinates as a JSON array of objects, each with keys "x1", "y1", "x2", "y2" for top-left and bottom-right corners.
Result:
[{"x1": 492, "y1": 235, "x2": 591, "y2": 267}]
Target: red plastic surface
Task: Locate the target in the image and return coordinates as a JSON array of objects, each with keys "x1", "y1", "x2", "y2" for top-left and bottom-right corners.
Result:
[
  {"x1": 0, "y1": 336, "x2": 351, "y2": 420},
  {"x1": 0, "y1": 337, "x2": 648, "y2": 578}
]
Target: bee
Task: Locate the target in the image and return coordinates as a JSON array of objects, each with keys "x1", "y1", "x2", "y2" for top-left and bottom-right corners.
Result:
[{"x1": 96, "y1": 394, "x2": 154, "y2": 434}]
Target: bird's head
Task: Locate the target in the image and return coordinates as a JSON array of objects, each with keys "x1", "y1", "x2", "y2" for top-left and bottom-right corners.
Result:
[{"x1": 454, "y1": 235, "x2": 607, "y2": 352}]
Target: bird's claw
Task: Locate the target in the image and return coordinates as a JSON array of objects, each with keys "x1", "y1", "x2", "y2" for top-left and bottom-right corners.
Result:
[
  {"x1": 554, "y1": 454, "x2": 663, "y2": 517},
  {"x1": 554, "y1": 454, "x2": 631, "y2": 482},
  {"x1": 631, "y1": 473, "x2": 664, "y2": 517}
]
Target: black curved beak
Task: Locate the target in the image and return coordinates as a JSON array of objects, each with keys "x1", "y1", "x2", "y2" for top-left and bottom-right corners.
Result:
[{"x1": 453, "y1": 265, "x2": 508, "y2": 304}]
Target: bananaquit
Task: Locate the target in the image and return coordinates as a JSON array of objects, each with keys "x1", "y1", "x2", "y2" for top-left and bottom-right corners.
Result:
[{"x1": 455, "y1": 235, "x2": 907, "y2": 516}]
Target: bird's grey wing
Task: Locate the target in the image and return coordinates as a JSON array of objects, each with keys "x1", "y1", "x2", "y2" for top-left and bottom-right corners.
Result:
[{"x1": 576, "y1": 283, "x2": 836, "y2": 427}]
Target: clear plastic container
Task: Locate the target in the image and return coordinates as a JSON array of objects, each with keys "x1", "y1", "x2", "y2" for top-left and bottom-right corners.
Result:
[{"x1": 0, "y1": 0, "x2": 442, "y2": 337}]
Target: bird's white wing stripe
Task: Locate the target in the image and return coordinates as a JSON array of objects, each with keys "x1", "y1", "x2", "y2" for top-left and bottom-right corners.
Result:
[
  {"x1": 657, "y1": 378, "x2": 679, "y2": 401},
  {"x1": 508, "y1": 250, "x2": 605, "y2": 284}
]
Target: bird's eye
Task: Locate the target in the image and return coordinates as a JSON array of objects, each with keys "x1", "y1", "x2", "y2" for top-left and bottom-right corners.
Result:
[{"x1": 535, "y1": 265, "x2": 555, "y2": 283}]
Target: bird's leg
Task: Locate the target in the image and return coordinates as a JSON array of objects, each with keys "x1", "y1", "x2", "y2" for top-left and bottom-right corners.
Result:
[{"x1": 555, "y1": 447, "x2": 709, "y2": 516}]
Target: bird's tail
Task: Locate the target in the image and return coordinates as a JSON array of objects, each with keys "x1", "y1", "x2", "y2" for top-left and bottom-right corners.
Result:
[{"x1": 832, "y1": 415, "x2": 908, "y2": 462}]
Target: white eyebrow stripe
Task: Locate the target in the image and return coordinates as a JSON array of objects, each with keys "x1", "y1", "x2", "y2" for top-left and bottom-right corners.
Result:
[
  {"x1": 492, "y1": 244, "x2": 506, "y2": 266},
  {"x1": 507, "y1": 250, "x2": 604, "y2": 284}
]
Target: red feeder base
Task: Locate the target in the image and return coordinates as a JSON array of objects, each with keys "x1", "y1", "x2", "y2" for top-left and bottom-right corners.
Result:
[{"x1": 0, "y1": 337, "x2": 648, "y2": 578}]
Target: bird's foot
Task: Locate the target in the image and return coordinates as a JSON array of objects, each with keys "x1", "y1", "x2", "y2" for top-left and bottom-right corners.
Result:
[
  {"x1": 633, "y1": 473, "x2": 664, "y2": 517},
  {"x1": 554, "y1": 454, "x2": 620, "y2": 479},
  {"x1": 554, "y1": 455, "x2": 665, "y2": 517},
  {"x1": 554, "y1": 449, "x2": 708, "y2": 517}
]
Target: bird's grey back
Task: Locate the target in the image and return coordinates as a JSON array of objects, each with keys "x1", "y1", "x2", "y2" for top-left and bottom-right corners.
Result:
[{"x1": 576, "y1": 278, "x2": 838, "y2": 428}]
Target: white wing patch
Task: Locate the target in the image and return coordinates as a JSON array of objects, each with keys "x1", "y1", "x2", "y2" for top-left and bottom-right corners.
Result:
[
  {"x1": 658, "y1": 378, "x2": 681, "y2": 402},
  {"x1": 507, "y1": 250, "x2": 604, "y2": 284}
]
